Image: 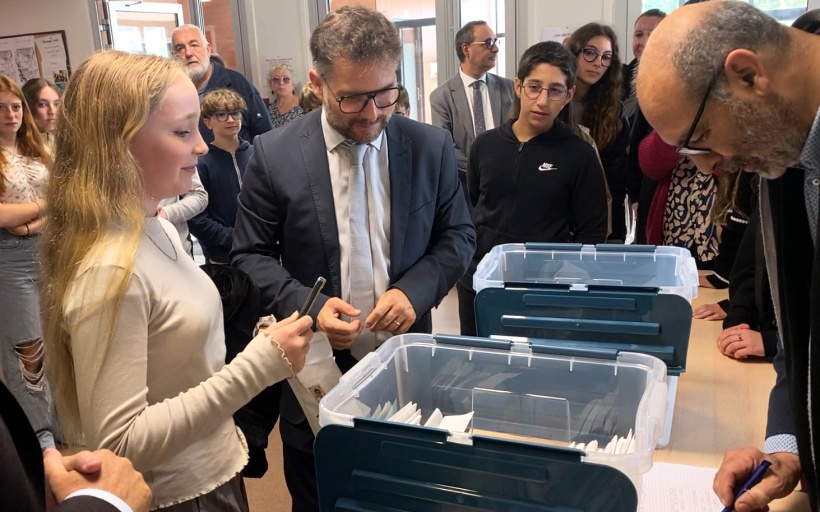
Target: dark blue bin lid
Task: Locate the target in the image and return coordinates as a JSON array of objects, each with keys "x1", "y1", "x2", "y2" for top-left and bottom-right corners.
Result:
[
  {"x1": 475, "y1": 287, "x2": 691, "y2": 375},
  {"x1": 315, "y1": 419, "x2": 638, "y2": 512}
]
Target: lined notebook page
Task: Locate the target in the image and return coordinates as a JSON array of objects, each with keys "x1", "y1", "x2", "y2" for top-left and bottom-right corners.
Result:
[{"x1": 640, "y1": 462, "x2": 724, "y2": 511}]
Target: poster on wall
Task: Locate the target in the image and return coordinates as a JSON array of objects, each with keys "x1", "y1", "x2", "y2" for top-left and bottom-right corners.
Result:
[
  {"x1": 0, "y1": 31, "x2": 70, "y2": 88},
  {"x1": 34, "y1": 33, "x2": 69, "y2": 88},
  {"x1": 542, "y1": 26, "x2": 577, "y2": 45}
]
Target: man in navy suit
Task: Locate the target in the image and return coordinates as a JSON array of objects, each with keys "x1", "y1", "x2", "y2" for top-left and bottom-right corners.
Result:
[
  {"x1": 231, "y1": 6, "x2": 475, "y2": 510},
  {"x1": 1, "y1": 380, "x2": 151, "y2": 512}
]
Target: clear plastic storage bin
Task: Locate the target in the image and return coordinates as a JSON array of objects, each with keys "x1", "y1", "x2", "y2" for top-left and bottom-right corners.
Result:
[
  {"x1": 319, "y1": 333, "x2": 669, "y2": 498},
  {"x1": 473, "y1": 243, "x2": 699, "y2": 302}
]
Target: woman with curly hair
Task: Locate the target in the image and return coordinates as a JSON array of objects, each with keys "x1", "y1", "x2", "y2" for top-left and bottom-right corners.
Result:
[{"x1": 566, "y1": 23, "x2": 631, "y2": 242}]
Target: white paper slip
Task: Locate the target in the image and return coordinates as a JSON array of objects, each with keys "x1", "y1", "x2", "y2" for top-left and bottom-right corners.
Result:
[
  {"x1": 639, "y1": 462, "x2": 723, "y2": 512},
  {"x1": 424, "y1": 408, "x2": 444, "y2": 428},
  {"x1": 438, "y1": 411, "x2": 474, "y2": 433},
  {"x1": 389, "y1": 402, "x2": 417, "y2": 423}
]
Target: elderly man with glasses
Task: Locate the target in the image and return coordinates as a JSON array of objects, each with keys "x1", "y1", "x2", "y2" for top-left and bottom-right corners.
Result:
[
  {"x1": 231, "y1": 6, "x2": 476, "y2": 511},
  {"x1": 430, "y1": 20, "x2": 514, "y2": 213},
  {"x1": 638, "y1": 2, "x2": 820, "y2": 511}
]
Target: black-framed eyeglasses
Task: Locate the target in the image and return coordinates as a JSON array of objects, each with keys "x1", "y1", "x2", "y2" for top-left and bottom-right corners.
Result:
[
  {"x1": 469, "y1": 38, "x2": 500, "y2": 50},
  {"x1": 521, "y1": 82, "x2": 568, "y2": 101},
  {"x1": 580, "y1": 47, "x2": 613, "y2": 67},
  {"x1": 322, "y1": 76, "x2": 402, "y2": 114},
  {"x1": 676, "y1": 70, "x2": 722, "y2": 156},
  {"x1": 213, "y1": 110, "x2": 242, "y2": 121}
]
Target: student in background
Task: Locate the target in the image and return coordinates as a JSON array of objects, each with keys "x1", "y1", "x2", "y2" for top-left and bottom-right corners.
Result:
[
  {"x1": 41, "y1": 50, "x2": 313, "y2": 511},
  {"x1": 0, "y1": 73, "x2": 54, "y2": 451},
  {"x1": 189, "y1": 89, "x2": 253, "y2": 264},
  {"x1": 566, "y1": 23, "x2": 631, "y2": 242},
  {"x1": 622, "y1": 9, "x2": 666, "y2": 121},
  {"x1": 22, "y1": 78, "x2": 61, "y2": 155},
  {"x1": 457, "y1": 41, "x2": 608, "y2": 336},
  {"x1": 298, "y1": 82, "x2": 321, "y2": 113},
  {"x1": 394, "y1": 86, "x2": 411, "y2": 117}
]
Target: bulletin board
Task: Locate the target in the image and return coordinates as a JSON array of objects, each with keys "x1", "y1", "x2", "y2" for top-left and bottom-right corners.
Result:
[{"x1": 0, "y1": 30, "x2": 71, "y2": 89}]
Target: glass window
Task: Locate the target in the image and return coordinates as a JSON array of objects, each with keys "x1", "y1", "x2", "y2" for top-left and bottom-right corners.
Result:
[{"x1": 641, "y1": 0, "x2": 808, "y2": 25}]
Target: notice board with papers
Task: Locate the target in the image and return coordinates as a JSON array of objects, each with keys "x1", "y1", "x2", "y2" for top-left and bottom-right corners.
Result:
[{"x1": 0, "y1": 30, "x2": 70, "y2": 89}]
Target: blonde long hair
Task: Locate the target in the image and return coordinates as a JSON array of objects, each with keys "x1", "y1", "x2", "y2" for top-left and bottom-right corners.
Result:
[{"x1": 41, "y1": 51, "x2": 186, "y2": 442}]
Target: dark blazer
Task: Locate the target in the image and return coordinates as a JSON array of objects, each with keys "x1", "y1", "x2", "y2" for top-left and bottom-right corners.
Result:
[
  {"x1": 430, "y1": 72, "x2": 514, "y2": 175},
  {"x1": 1, "y1": 381, "x2": 118, "y2": 512},
  {"x1": 198, "y1": 61, "x2": 273, "y2": 145},
  {"x1": 231, "y1": 109, "x2": 476, "y2": 439},
  {"x1": 760, "y1": 168, "x2": 820, "y2": 508}
]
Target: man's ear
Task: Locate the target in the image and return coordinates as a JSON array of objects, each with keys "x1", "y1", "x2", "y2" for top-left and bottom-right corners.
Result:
[
  {"x1": 202, "y1": 116, "x2": 213, "y2": 130},
  {"x1": 565, "y1": 85, "x2": 576, "y2": 104},
  {"x1": 513, "y1": 77, "x2": 522, "y2": 99},
  {"x1": 724, "y1": 49, "x2": 772, "y2": 98},
  {"x1": 308, "y1": 69, "x2": 324, "y2": 101}
]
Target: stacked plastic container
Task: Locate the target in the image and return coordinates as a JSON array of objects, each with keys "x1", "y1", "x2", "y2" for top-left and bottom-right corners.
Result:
[
  {"x1": 472, "y1": 243, "x2": 699, "y2": 447},
  {"x1": 319, "y1": 334, "x2": 669, "y2": 507}
]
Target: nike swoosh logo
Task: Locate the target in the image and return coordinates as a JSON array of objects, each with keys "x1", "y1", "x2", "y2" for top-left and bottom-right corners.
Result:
[{"x1": 538, "y1": 164, "x2": 556, "y2": 171}]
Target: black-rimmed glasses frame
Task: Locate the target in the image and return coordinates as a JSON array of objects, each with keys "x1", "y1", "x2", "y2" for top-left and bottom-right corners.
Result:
[
  {"x1": 322, "y1": 76, "x2": 403, "y2": 114},
  {"x1": 468, "y1": 38, "x2": 500, "y2": 50},
  {"x1": 676, "y1": 69, "x2": 722, "y2": 156}
]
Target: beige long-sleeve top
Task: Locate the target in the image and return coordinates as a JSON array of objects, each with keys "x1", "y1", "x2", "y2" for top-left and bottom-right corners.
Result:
[{"x1": 64, "y1": 217, "x2": 293, "y2": 509}]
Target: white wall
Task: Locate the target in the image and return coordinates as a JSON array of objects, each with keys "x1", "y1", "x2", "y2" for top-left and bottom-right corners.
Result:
[
  {"x1": 0, "y1": 0, "x2": 97, "y2": 75},
  {"x1": 243, "y1": 0, "x2": 312, "y2": 101},
  {"x1": 520, "y1": 0, "x2": 628, "y2": 61}
]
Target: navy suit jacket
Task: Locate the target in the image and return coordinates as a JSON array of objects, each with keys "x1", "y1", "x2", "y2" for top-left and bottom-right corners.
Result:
[
  {"x1": 231, "y1": 109, "x2": 476, "y2": 436},
  {"x1": 1, "y1": 381, "x2": 118, "y2": 512}
]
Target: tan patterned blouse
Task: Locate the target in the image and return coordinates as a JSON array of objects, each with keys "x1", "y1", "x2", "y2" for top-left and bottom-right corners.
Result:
[{"x1": 1, "y1": 153, "x2": 48, "y2": 204}]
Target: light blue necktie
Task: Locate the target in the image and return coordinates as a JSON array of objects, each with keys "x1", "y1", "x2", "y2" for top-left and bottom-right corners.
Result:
[{"x1": 347, "y1": 142, "x2": 376, "y2": 359}]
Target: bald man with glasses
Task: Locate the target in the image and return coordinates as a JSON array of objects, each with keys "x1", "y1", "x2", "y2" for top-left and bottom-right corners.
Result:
[{"x1": 431, "y1": 20, "x2": 514, "y2": 212}]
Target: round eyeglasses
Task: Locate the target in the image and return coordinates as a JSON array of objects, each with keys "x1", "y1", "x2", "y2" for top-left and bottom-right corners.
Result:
[
  {"x1": 521, "y1": 83, "x2": 569, "y2": 101},
  {"x1": 580, "y1": 47, "x2": 613, "y2": 67}
]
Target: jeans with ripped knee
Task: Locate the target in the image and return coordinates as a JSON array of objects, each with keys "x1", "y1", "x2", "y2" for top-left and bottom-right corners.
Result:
[{"x1": 0, "y1": 230, "x2": 54, "y2": 450}]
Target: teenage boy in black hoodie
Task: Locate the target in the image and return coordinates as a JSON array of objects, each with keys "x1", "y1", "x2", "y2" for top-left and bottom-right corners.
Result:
[
  {"x1": 457, "y1": 41, "x2": 609, "y2": 336},
  {"x1": 189, "y1": 89, "x2": 254, "y2": 264}
]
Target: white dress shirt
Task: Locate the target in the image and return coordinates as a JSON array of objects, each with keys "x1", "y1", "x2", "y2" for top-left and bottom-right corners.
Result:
[
  {"x1": 65, "y1": 489, "x2": 133, "y2": 512},
  {"x1": 459, "y1": 68, "x2": 495, "y2": 134},
  {"x1": 321, "y1": 111, "x2": 392, "y2": 352}
]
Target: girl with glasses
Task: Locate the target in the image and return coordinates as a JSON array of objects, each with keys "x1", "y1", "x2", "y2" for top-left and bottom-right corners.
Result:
[
  {"x1": 456, "y1": 42, "x2": 608, "y2": 336},
  {"x1": 267, "y1": 64, "x2": 304, "y2": 128},
  {"x1": 566, "y1": 23, "x2": 631, "y2": 243}
]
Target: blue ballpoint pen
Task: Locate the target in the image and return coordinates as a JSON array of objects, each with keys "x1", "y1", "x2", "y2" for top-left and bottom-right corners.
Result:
[{"x1": 721, "y1": 460, "x2": 772, "y2": 512}]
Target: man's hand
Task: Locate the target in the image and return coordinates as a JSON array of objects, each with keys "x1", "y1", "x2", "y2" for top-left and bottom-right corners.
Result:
[
  {"x1": 316, "y1": 297, "x2": 363, "y2": 349},
  {"x1": 713, "y1": 448, "x2": 801, "y2": 512},
  {"x1": 157, "y1": 205, "x2": 168, "y2": 219},
  {"x1": 693, "y1": 303, "x2": 727, "y2": 321},
  {"x1": 44, "y1": 448, "x2": 152, "y2": 512},
  {"x1": 366, "y1": 288, "x2": 416, "y2": 334},
  {"x1": 717, "y1": 324, "x2": 765, "y2": 359},
  {"x1": 699, "y1": 274, "x2": 717, "y2": 288}
]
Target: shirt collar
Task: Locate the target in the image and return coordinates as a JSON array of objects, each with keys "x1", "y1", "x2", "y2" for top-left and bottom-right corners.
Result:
[
  {"x1": 321, "y1": 109, "x2": 385, "y2": 153},
  {"x1": 459, "y1": 67, "x2": 487, "y2": 89},
  {"x1": 798, "y1": 105, "x2": 820, "y2": 172}
]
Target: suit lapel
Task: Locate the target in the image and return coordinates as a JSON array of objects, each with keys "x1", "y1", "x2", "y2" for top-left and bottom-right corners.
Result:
[
  {"x1": 386, "y1": 120, "x2": 411, "y2": 280},
  {"x1": 449, "y1": 76, "x2": 474, "y2": 142},
  {"x1": 301, "y1": 113, "x2": 343, "y2": 297},
  {"x1": 487, "y1": 74, "x2": 503, "y2": 127}
]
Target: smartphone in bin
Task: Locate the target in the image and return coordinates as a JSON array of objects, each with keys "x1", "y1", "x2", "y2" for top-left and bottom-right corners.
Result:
[{"x1": 299, "y1": 277, "x2": 327, "y2": 317}]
